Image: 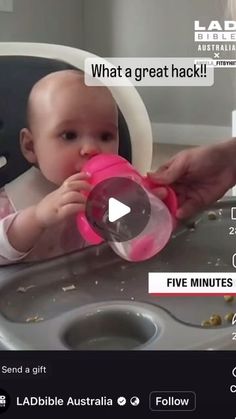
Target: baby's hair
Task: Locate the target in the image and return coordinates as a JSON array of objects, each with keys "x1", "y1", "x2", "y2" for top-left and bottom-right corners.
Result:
[{"x1": 26, "y1": 69, "x2": 84, "y2": 129}]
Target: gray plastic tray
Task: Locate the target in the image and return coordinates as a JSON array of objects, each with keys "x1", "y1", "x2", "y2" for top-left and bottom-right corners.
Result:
[{"x1": 0, "y1": 199, "x2": 235, "y2": 350}]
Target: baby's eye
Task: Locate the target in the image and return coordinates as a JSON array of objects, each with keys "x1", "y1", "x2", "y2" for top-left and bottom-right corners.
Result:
[
  {"x1": 61, "y1": 131, "x2": 78, "y2": 141},
  {"x1": 100, "y1": 132, "x2": 114, "y2": 142}
]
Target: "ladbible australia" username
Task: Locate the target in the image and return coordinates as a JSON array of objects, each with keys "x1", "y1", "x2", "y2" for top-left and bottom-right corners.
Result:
[{"x1": 16, "y1": 396, "x2": 113, "y2": 407}]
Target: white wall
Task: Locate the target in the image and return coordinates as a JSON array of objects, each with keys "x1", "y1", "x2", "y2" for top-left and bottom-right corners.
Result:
[
  {"x1": 0, "y1": 0, "x2": 84, "y2": 47},
  {"x1": 83, "y1": 0, "x2": 235, "y2": 132}
]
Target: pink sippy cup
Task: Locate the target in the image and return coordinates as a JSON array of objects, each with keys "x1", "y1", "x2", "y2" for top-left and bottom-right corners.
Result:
[{"x1": 76, "y1": 154, "x2": 177, "y2": 262}]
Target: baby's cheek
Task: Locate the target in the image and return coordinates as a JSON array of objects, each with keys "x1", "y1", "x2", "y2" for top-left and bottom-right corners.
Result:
[
  {"x1": 109, "y1": 141, "x2": 119, "y2": 153},
  {"x1": 55, "y1": 163, "x2": 78, "y2": 183},
  {"x1": 64, "y1": 156, "x2": 84, "y2": 175},
  {"x1": 43, "y1": 152, "x2": 81, "y2": 183},
  {"x1": 100, "y1": 144, "x2": 118, "y2": 156},
  {"x1": 39, "y1": 162, "x2": 63, "y2": 185}
]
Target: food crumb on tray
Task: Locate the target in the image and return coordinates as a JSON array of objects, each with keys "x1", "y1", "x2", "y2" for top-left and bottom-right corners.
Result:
[
  {"x1": 224, "y1": 295, "x2": 234, "y2": 303},
  {"x1": 201, "y1": 310, "x2": 236, "y2": 327},
  {"x1": 186, "y1": 221, "x2": 196, "y2": 231},
  {"x1": 17, "y1": 285, "x2": 36, "y2": 293},
  {"x1": 201, "y1": 314, "x2": 222, "y2": 327},
  {"x1": 209, "y1": 314, "x2": 222, "y2": 326},
  {"x1": 207, "y1": 211, "x2": 217, "y2": 220},
  {"x1": 25, "y1": 315, "x2": 44, "y2": 323},
  {"x1": 62, "y1": 285, "x2": 76, "y2": 292},
  {"x1": 224, "y1": 312, "x2": 235, "y2": 322},
  {"x1": 201, "y1": 320, "x2": 211, "y2": 327}
]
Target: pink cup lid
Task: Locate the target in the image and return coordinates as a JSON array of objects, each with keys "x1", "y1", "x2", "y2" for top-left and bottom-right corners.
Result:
[
  {"x1": 77, "y1": 154, "x2": 132, "y2": 244},
  {"x1": 76, "y1": 213, "x2": 104, "y2": 245},
  {"x1": 82, "y1": 154, "x2": 131, "y2": 176}
]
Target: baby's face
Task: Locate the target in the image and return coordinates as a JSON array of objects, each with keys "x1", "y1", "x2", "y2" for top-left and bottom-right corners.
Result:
[{"x1": 28, "y1": 74, "x2": 119, "y2": 185}]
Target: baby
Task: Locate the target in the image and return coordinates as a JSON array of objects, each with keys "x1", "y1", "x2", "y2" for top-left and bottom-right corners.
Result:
[{"x1": 0, "y1": 70, "x2": 119, "y2": 265}]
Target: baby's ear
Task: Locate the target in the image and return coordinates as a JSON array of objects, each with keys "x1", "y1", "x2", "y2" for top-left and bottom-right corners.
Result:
[{"x1": 20, "y1": 128, "x2": 37, "y2": 164}]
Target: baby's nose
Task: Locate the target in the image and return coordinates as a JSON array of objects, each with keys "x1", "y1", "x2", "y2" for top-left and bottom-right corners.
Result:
[{"x1": 80, "y1": 138, "x2": 100, "y2": 157}]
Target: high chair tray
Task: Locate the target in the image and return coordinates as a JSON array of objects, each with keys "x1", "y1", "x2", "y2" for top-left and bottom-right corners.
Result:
[{"x1": 0, "y1": 198, "x2": 235, "y2": 350}]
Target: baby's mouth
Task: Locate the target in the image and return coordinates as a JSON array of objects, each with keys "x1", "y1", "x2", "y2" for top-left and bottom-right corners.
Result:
[{"x1": 76, "y1": 154, "x2": 99, "y2": 171}]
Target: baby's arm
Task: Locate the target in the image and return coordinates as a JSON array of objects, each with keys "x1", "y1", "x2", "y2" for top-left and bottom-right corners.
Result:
[
  {"x1": 7, "y1": 206, "x2": 45, "y2": 253},
  {"x1": 6, "y1": 172, "x2": 91, "y2": 256},
  {"x1": 0, "y1": 190, "x2": 32, "y2": 265}
]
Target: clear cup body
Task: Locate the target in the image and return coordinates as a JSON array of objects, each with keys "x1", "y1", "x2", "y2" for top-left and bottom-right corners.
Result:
[{"x1": 108, "y1": 189, "x2": 173, "y2": 262}]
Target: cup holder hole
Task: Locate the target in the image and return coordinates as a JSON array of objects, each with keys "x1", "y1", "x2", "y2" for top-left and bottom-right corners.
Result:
[{"x1": 63, "y1": 309, "x2": 158, "y2": 350}]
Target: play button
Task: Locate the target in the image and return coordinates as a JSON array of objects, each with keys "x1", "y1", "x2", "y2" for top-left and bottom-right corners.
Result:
[
  {"x1": 108, "y1": 197, "x2": 131, "y2": 222},
  {"x1": 85, "y1": 177, "x2": 151, "y2": 242}
]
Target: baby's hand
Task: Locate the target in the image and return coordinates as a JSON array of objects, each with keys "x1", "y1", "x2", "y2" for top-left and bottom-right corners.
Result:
[{"x1": 35, "y1": 172, "x2": 91, "y2": 228}]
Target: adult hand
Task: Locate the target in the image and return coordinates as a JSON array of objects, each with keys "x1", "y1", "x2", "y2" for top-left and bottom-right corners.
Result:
[{"x1": 148, "y1": 140, "x2": 236, "y2": 219}]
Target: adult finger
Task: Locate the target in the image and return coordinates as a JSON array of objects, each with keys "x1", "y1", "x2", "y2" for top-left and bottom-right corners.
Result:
[
  {"x1": 151, "y1": 187, "x2": 168, "y2": 200},
  {"x1": 176, "y1": 199, "x2": 201, "y2": 220},
  {"x1": 148, "y1": 155, "x2": 188, "y2": 184}
]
